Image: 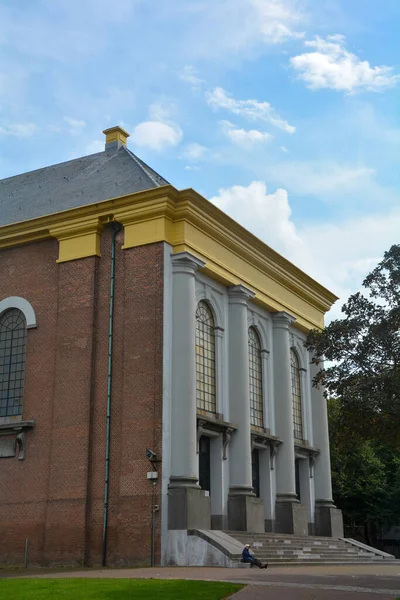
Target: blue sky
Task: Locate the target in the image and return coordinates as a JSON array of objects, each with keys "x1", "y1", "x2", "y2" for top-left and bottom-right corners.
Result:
[{"x1": 1, "y1": 0, "x2": 400, "y2": 318}]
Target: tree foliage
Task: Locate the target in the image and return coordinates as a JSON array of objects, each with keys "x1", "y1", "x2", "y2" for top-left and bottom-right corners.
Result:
[
  {"x1": 306, "y1": 244, "x2": 400, "y2": 444},
  {"x1": 328, "y1": 398, "x2": 400, "y2": 538}
]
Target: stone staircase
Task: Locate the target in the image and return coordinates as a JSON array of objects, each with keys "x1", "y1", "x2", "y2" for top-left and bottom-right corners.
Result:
[{"x1": 224, "y1": 531, "x2": 396, "y2": 565}]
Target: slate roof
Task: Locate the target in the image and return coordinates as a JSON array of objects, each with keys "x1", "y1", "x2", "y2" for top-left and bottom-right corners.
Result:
[{"x1": 0, "y1": 146, "x2": 169, "y2": 227}]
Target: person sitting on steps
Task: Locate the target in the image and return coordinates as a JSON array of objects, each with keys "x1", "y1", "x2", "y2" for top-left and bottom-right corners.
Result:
[{"x1": 241, "y1": 543, "x2": 268, "y2": 569}]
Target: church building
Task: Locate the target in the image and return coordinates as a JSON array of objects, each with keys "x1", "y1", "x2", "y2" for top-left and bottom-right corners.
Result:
[{"x1": 0, "y1": 126, "x2": 343, "y2": 567}]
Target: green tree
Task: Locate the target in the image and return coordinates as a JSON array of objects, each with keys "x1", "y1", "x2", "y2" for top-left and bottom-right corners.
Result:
[
  {"x1": 328, "y1": 397, "x2": 390, "y2": 542},
  {"x1": 306, "y1": 244, "x2": 400, "y2": 445}
]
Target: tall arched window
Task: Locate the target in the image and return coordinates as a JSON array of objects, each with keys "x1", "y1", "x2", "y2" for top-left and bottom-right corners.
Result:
[
  {"x1": 0, "y1": 309, "x2": 27, "y2": 418},
  {"x1": 196, "y1": 301, "x2": 216, "y2": 414},
  {"x1": 290, "y1": 349, "x2": 303, "y2": 441},
  {"x1": 248, "y1": 327, "x2": 263, "y2": 428}
]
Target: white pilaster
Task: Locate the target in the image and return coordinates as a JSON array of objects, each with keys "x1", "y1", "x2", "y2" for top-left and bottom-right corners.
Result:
[
  {"x1": 261, "y1": 349, "x2": 271, "y2": 430},
  {"x1": 298, "y1": 456, "x2": 315, "y2": 526},
  {"x1": 169, "y1": 251, "x2": 205, "y2": 488},
  {"x1": 215, "y1": 327, "x2": 225, "y2": 416},
  {"x1": 302, "y1": 362, "x2": 314, "y2": 447},
  {"x1": 272, "y1": 312, "x2": 297, "y2": 499},
  {"x1": 227, "y1": 285, "x2": 254, "y2": 494},
  {"x1": 259, "y1": 449, "x2": 274, "y2": 526},
  {"x1": 310, "y1": 360, "x2": 333, "y2": 504},
  {"x1": 299, "y1": 367, "x2": 309, "y2": 443}
]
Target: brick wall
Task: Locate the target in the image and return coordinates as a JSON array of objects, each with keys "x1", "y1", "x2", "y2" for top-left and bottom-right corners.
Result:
[{"x1": 0, "y1": 231, "x2": 164, "y2": 567}]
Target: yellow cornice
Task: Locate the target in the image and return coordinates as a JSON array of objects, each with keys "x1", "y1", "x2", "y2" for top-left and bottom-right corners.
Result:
[
  {"x1": 49, "y1": 217, "x2": 104, "y2": 262},
  {"x1": 177, "y1": 190, "x2": 337, "y2": 312},
  {"x1": 0, "y1": 184, "x2": 338, "y2": 330}
]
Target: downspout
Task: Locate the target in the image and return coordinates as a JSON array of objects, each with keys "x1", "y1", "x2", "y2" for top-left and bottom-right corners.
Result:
[{"x1": 102, "y1": 221, "x2": 122, "y2": 567}]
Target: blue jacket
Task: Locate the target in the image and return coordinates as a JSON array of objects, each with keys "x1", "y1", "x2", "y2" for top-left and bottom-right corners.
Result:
[{"x1": 242, "y1": 547, "x2": 252, "y2": 561}]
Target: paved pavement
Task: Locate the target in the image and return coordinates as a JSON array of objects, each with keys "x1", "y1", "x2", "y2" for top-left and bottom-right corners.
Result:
[
  {"x1": 4, "y1": 564, "x2": 400, "y2": 599},
  {"x1": 234, "y1": 585, "x2": 398, "y2": 600}
]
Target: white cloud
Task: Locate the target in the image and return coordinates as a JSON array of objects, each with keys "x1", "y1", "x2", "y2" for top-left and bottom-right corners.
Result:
[
  {"x1": 86, "y1": 140, "x2": 104, "y2": 154},
  {"x1": 181, "y1": 142, "x2": 208, "y2": 161},
  {"x1": 207, "y1": 87, "x2": 295, "y2": 134},
  {"x1": 250, "y1": 0, "x2": 305, "y2": 44},
  {"x1": 130, "y1": 121, "x2": 182, "y2": 152},
  {"x1": 63, "y1": 117, "x2": 86, "y2": 135},
  {"x1": 179, "y1": 65, "x2": 204, "y2": 90},
  {"x1": 0, "y1": 122, "x2": 38, "y2": 137},
  {"x1": 210, "y1": 181, "x2": 305, "y2": 261},
  {"x1": 266, "y1": 160, "x2": 375, "y2": 196},
  {"x1": 220, "y1": 120, "x2": 273, "y2": 147},
  {"x1": 209, "y1": 179, "x2": 400, "y2": 321},
  {"x1": 178, "y1": 0, "x2": 304, "y2": 61},
  {"x1": 130, "y1": 99, "x2": 183, "y2": 152},
  {"x1": 280, "y1": 145, "x2": 289, "y2": 153},
  {"x1": 148, "y1": 100, "x2": 175, "y2": 122},
  {"x1": 185, "y1": 165, "x2": 200, "y2": 171},
  {"x1": 291, "y1": 35, "x2": 400, "y2": 94},
  {"x1": 299, "y1": 210, "x2": 400, "y2": 319}
]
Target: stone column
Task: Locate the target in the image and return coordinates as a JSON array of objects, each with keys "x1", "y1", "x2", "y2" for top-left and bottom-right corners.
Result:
[
  {"x1": 227, "y1": 285, "x2": 264, "y2": 533},
  {"x1": 168, "y1": 252, "x2": 211, "y2": 530},
  {"x1": 310, "y1": 360, "x2": 343, "y2": 537},
  {"x1": 272, "y1": 312, "x2": 308, "y2": 535}
]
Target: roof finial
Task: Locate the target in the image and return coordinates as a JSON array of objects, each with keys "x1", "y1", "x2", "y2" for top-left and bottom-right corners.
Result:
[{"x1": 103, "y1": 126, "x2": 130, "y2": 151}]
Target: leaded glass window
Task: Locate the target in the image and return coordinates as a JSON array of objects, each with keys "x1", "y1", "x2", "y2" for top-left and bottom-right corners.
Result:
[
  {"x1": 196, "y1": 301, "x2": 216, "y2": 413},
  {"x1": 248, "y1": 327, "x2": 263, "y2": 428},
  {"x1": 291, "y1": 349, "x2": 303, "y2": 441},
  {"x1": 0, "y1": 309, "x2": 27, "y2": 418}
]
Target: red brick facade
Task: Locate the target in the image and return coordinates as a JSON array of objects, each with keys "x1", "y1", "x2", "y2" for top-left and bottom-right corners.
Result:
[{"x1": 0, "y1": 228, "x2": 164, "y2": 567}]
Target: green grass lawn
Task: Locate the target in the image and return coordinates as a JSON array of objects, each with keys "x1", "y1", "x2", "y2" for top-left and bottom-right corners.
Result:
[{"x1": 0, "y1": 578, "x2": 244, "y2": 599}]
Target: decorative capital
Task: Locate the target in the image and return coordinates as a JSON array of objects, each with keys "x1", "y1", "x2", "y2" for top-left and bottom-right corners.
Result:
[
  {"x1": 299, "y1": 367, "x2": 307, "y2": 379},
  {"x1": 171, "y1": 251, "x2": 205, "y2": 275},
  {"x1": 272, "y1": 311, "x2": 296, "y2": 329},
  {"x1": 214, "y1": 326, "x2": 225, "y2": 339},
  {"x1": 227, "y1": 284, "x2": 255, "y2": 305}
]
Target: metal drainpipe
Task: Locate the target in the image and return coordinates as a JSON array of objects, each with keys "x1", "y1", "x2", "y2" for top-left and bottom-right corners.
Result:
[{"x1": 102, "y1": 221, "x2": 121, "y2": 567}]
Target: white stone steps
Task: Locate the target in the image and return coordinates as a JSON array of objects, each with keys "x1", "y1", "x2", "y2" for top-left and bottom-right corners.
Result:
[
  {"x1": 232, "y1": 558, "x2": 399, "y2": 568},
  {"x1": 186, "y1": 530, "x2": 397, "y2": 567},
  {"x1": 224, "y1": 531, "x2": 396, "y2": 565}
]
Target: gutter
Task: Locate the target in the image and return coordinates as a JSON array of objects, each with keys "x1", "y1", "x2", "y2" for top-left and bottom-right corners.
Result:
[{"x1": 102, "y1": 222, "x2": 121, "y2": 567}]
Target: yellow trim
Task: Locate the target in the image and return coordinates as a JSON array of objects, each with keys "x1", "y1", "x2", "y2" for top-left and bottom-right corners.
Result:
[
  {"x1": 49, "y1": 217, "x2": 104, "y2": 263},
  {"x1": 0, "y1": 185, "x2": 338, "y2": 330}
]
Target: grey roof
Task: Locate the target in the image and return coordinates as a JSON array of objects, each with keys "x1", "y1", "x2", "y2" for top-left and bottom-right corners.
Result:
[{"x1": 0, "y1": 146, "x2": 169, "y2": 227}]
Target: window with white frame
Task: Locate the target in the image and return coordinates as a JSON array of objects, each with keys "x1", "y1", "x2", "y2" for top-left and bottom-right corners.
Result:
[
  {"x1": 0, "y1": 309, "x2": 27, "y2": 418},
  {"x1": 196, "y1": 301, "x2": 216, "y2": 413},
  {"x1": 290, "y1": 349, "x2": 303, "y2": 441},
  {"x1": 248, "y1": 327, "x2": 264, "y2": 428}
]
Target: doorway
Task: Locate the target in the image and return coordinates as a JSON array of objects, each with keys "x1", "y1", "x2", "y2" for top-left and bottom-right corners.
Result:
[
  {"x1": 295, "y1": 458, "x2": 301, "y2": 502},
  {"x1": 199, "y1": 435, "x2": 211, "y2": 493},
  {"x1": 252, "y1": 448, "x2": 260, "y2": 498}
]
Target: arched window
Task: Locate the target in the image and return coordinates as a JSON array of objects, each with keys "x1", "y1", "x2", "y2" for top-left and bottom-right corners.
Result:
[
  {"x1": 0, "y1": 309, "x2": 27, "y2": 418},
  {"x1": 248, "y1": 327, "x2": 263, "y2": 428},
  {"x1": 290, "y1": 349, "x2": 303, "y2": 441},
  {"x1": 196, "y1": 301, "x2": 216, "y2": 414}
]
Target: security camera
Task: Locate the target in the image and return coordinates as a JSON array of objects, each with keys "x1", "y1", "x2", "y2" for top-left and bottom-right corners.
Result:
[{"x1": 146, "y1": 448, "x2": 157, "y2": 461}]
